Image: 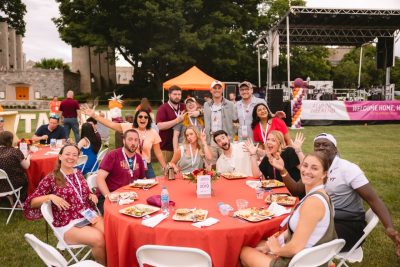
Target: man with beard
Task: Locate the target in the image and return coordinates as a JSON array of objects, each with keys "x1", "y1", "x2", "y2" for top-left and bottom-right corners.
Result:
[
  {"x1": 32, "y1": 114, "x2": 67, "y2": 144},
  {"x1": 95, "y1": 129, "x2": 145, "y2": 213},
  {"x1": 213, "y1": 130, "x2": 252, "y2": 177},
  {"x1": 269, "y1": 133, "x2": 400, "y2": 255}
]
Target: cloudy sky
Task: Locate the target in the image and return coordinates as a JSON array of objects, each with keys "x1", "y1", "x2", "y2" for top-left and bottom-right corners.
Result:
[{"x1": 22, "y1": 0, "x2": 400, "y2": 65}]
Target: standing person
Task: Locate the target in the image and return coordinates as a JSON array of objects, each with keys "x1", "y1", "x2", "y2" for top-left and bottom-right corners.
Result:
[
  {"x1": 0, "y1": 131, "x2": 31, "y2": 202},
  {"x1": 49, "y1": 96, "x2": 61, "y2": 115},
  {"x1": 60, "y1": 90, "x2": 81, "y2": 142},
  {"x1": 213, "y1": 130, "x2": 252, "y2": 177},
  {"x1": 95, "y1": 129, "x2": 145, "y2": 213},
  {"x1": 172, "y1": 97, "x2": 204, "y2": 151},
  {"x1": 0, "y1": 117, "x2": 5, "y2": 132},
  {"x1": 251, "y1": 103, "x2": 293, "y2": 147},
  {"x1": 95, "y1": 112, "x2": 110, "y2": 148},
  {"x1": 156, "y1": 86, "x2": 187, "y2": 162},
  {"x1": 203, "y1": 80, "x2": 236, "y2": 163},
  {"x1": 229, "y1": 92, "x2": 236, "y2": 104},
  {"x1": 135, "y1": 98, "x2": 153, "y2": 117},
  {"x1": 240, "y1": 152, "x2": 337, "y2": 267},
  {"x1": 77, "y1": 123, "x2": 102, "y2": 175},
  {"x1": 270, "y1": 133, "x2": 400, "y2": 255},
  {"x1": 32, "y1": 115, "x2": 67, "y2": 144},
  {"x1": 23, "y1": 144, "x2": 106, "y2": 265}
]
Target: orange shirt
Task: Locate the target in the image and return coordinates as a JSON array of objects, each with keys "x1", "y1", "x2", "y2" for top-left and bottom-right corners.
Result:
[{"x1": 49, "y1": 100, "x2": 61, "y2": 113}]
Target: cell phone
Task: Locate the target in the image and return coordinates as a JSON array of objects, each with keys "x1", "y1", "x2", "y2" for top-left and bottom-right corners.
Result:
[{"x1": 75, "y1": 219, "x2": 91, "y2": 228}]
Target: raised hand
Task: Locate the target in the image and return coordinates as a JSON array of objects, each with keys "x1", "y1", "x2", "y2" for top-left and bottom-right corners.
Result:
[
  {"x1": 80, "y1": 103, "x2": 96, "y2": 117},
  {"x1": 176, "y1": 111, "x2": 187, "y2": 123},
  {"x1": 268, "y1": 154, "x2": 285, "y2": 171},
  {"x1": 200, "y1": 129, "x2": 207, "y2": 143},
  {"x1": 274, "y1": 111, "x2": 286, "y2": 119},
  {"x1": 292, "y1": 132, "x2": 305, "y2": 152},
  {"x1": 243, "y1": 140, "x2": 259, "y2": 155}
]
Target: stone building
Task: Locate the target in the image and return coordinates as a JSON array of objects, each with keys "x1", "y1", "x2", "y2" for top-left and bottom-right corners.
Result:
[
  {"x1": 116, "y1": 66, "x2": 134, "y2": 84},
  {"x1": 0, "y1": 18, "x2": 24, "y2": 71}
]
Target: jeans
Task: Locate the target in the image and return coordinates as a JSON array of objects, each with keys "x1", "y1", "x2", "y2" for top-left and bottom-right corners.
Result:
[
  {"x1": 145, "y1": 163, "x2": 156, "y2": 178},
  {"x1": 63, "y1": 117, "x2": 80, "y2": 142}
]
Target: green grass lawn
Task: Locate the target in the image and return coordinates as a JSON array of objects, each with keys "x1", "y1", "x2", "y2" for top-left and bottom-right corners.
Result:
[{"x1": 1, "y1": 111, "x2": 399, "y2": 266}]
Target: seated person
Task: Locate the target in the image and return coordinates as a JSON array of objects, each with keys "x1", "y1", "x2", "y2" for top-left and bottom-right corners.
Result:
[
  {"x1": 213, "y1": 130, "x2": 252, "y2": 177},
  {"x1": 23, "y1": 144, "x2": 106, "y2": 265},
  {"x1": 270, "y1": 133, "x2": 400, "y2": 255},
  {"x1": 0, "y1": 131, "x2": 31, "y2": 202},
  {"x1": 32, "y1": 114, "x2": 66, "y2": 144},
  {"x1": 169, "y1": 126, "x2": 211, "y2": 174},
  {"x1": 95, "y1": 129, "x2": 145, "y2": 213},
  {"x1": 0, "y1": 116, "x2": 4, "y2": 132},
  {"x1": 244, "y1": 131, "x2": 304, "y2": 182},
  {"x1": 240, "y1": 152, "x2": 336, "y2": 267},
  {"x1": 77, "y1": 123, "x2": 102, "y2": 175}
]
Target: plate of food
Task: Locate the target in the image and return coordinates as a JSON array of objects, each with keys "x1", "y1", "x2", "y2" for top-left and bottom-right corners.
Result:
[
  {"x1": 119, "y1": 204, "x2": 160, "y2": 218},
  {"x1": 182, "y1": 173, "x2": 191, "y2": 180},
  {"x1": 265, "y1": 194, "x2": 297, "y2": 206},
  {"x1": 261, "y1": 179, "x2": 285, "y2": 189},
  {"x1": 172, "y1": 208, "x2": 208, "y2": 222},
  {"x1": 130, "y1": 179, "x2": 158, "y2": 189},
  {"x1": 234, "y1": 208, "x2": 274, "y2": 222},
  {"x1": 221, "y1": 172, "x2": 247, "y2": 180},
  {"x1": 109, "y1": 191, "x2": 139, "y2": 202}
]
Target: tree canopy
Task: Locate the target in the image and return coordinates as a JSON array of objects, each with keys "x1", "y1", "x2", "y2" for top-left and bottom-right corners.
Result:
[
  {"x1": 33, "y1": 58, "x2": 70, "y2": 71},
  {"x1": 0, "y1": 0, "x2": 26, "y2": 35}
]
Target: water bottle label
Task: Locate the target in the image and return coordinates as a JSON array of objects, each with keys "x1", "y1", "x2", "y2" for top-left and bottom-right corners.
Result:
[{"x1": 161, "y1": 195, "x2": 169, "y2": 202}]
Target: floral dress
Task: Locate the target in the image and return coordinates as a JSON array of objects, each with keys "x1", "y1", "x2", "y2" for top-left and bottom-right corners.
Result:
[{"x1": 23, "y1": 170, "x2": 95, "y2": 228}]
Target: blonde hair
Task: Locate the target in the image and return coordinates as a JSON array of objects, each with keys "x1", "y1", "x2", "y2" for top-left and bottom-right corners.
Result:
[
  {"x1": 183, "y1": 126, "x2": 205, "y2": 156},
  {"x1": 269, "y1": 130, "x2": 286, "y2": 152}
]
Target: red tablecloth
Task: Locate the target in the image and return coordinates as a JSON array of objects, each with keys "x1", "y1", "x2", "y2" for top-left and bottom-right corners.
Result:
[
  {"x1": 104, "y1": 178, "x2": 294, "y2": 267},
  {"x1": 26, "y1": 147, "x2": 58, "y2": 195}
]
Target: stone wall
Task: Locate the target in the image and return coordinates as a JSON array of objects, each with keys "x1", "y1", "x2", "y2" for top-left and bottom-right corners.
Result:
[{"x1": 63, "y1": 70, "x2": 80, "y2": 94}]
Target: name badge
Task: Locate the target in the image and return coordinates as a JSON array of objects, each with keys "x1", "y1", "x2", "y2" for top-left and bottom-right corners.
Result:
[
  {"x1": 197, "y1": 175, "x2": 211, "y2": 198},
  {"x1": 241, "y1": 125, "x2": 248, "y2": 138},
  {"x1": 80, "y1": 208, "x2": 99, "y2": 224}
]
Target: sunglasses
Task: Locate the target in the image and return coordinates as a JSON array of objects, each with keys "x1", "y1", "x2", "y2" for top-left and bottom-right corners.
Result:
[
  {"x1": 49, "y1": 115, "x2": 60, "y2": 120},
  {"x1": 138, "y1": 115, "x2": 149, "y2": 119}
]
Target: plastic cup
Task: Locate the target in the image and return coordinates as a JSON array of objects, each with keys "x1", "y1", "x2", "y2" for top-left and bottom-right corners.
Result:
[
  {"x1": 219, "y1": 204, "x2": 231, "y2": 216},
  {"x1": 236, "y1": 199, "x2": 249, "y2": 210},
  {"x1": 108, "y1": 193, "x2": 120, "y2": 203},
  {"x1": 256, "y1": 187, "x2": 265, "y2": 199}
]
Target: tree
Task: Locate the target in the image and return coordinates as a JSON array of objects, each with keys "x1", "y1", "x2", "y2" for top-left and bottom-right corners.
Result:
[
  {"x1": 0, "y1": 0, "x2": 26, "y2": 35},
  {"x1": 33, "y1": 58, "x2": 70, "y2": 71}
]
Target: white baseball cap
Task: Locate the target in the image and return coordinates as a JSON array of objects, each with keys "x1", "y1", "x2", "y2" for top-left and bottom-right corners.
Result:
[
  {"x1": 210, "y1": 80, "x2": 223, "y2": 89},
  {"x1": 314, "y1": 133, "x2": 337, "y2": 147}
]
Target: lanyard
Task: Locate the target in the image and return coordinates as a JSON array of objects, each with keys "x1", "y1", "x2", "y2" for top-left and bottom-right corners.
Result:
[
  {"x1": 61, "y1": 169, "x2": 84, "y2": 204},
  {"x1": 168, "y1": 101, "x2": 181, "y2": 117},
  {"x1": 138, "y1": 129, "x2": 147, "y2": 154},
  {"x1": 188, "y1": 116, "x2": 197, "y2": 126},
  {"x1": 259, "y1": 122, "x2": 269, "y2": 144},
  {"x1": 188, "y1": 145, "x2": 199, "y2": 167},
  {"x1": 240, "y1": 102, "x2": 250, "y2": 124},
  {"x1": 122, "y1": 148, "x2": 137, "y2": 178}
]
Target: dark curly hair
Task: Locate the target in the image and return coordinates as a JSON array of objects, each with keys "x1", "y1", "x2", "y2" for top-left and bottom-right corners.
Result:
[
  {"x1": 251, "y1": 103, "x2": 272, "y2": 130},
  {"x1": 133, "y1": 109, "x2": 152, "y2": 129}
]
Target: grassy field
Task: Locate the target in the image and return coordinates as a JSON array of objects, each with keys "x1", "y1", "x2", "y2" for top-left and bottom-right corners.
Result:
[{"x1": 0, "y1": 111, "x2": 399, "y2": 266}]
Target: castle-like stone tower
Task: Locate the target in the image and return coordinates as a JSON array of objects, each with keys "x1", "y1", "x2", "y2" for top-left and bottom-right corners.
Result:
[{"x1": 0, "y1": 18, "x2": 24, "y2": 71}]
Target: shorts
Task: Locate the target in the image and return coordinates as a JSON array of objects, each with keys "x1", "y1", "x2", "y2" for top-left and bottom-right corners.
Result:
[{"x1": 56, "y1": 218, "x2": 86, "y2": 239}]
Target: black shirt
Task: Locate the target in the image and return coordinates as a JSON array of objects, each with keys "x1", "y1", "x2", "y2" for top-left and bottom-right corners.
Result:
[
  {"x1": 259, "y1": 147, "x2": 301, "y2": 182},
  {"x1": 34, "y1": 124, "x2": 67, "y2": 144}
]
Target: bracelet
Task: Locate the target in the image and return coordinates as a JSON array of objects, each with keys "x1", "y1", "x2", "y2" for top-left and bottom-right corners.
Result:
[{"x1": 280, "y1": 169, "x2": 288, "y2": 178}]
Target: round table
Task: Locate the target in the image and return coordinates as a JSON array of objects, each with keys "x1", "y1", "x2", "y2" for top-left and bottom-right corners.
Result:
[
  {"x1": 104, "y1": 178, "x2": 294, "y2": 267},
  {"x1": 26, "y1": 146, "x2": 58, "y2": 195}
]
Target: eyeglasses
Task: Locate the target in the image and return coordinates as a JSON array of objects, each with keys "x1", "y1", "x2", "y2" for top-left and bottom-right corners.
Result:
[
  {"x1": 138, "y1": 115, "x2": 149, "y2": 119},
  {"x1": 49, "y1": 115, "x2": 60, "y2": 120}
]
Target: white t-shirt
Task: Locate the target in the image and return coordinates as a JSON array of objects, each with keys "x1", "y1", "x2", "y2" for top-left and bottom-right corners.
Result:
[
  {"x1": 210, "y1": 103, "x2": 223, "y2": 133},
  {"x1": 215, "y1": 142, "x2": 252, "y2": 177},
  {"x1": 325, "y1": 156, "x2": 369, "y2": 220}
]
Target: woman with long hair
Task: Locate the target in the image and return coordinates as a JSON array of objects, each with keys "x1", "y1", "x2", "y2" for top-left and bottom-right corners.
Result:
[
  {"x1": 24, "y1": 144, "x2": 106, "y2": 265},
  {"x1": 244, "y1": 131, "x2": 304, "y2": 182},
  {"x1": 251, "y1": 103, "x2": 292, "y2": 147},
  {"x1": 77, "y1": 122, "x2": 102, "y2": 175},
  {"x1": 80, "y1": 106, "x2": 166, "y2": 178},
  {"x1": 169, "y1": 126, "x2": 212, "y2": 173},
  {"x1": 240, "y1": 152, "x2": 337, "y2": 267}
]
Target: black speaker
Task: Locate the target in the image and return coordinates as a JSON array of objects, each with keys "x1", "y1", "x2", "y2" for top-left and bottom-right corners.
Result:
[
  {"x1": 283, "y1": 101, "x2": 292, "y2": 126},
  {"x1": 267, "y1": 89, "x2": 283, "y2": 113},
  {"x1": 377, "y1": 37, "x2": 394, "y2": 69}
]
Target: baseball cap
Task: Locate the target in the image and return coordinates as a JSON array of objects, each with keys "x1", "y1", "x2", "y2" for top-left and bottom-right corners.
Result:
[
  {"x1": 210, "y1": 80, "x2": 223, "y2": 89},
  {"x1": 184, "y1": 97, "x2": 197, "y2": 104},
  {"x1": 314, "y1": 133, "x2": 337, "y2": 147},
  {"x1": 239, "y1": 81, "x2": 253, "y2": 89}
]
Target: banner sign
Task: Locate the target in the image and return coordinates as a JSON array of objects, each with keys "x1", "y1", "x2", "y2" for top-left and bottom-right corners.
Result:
[{"x1": 299, "y1": 100, "x2": 400, "y2": 121}]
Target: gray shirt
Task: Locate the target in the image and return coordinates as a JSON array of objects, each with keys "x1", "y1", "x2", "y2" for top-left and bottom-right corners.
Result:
[{"x1": 235, "y1": 96, "x2": 267, "y2": 141}]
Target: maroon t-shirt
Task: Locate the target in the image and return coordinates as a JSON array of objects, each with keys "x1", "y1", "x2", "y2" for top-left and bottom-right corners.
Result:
[
  {"x1": 99, "y1": 148, "x2": 145, "y2": 192},
  {"x1": 156, "y1": 102, "x2": 186, "y2": 151},
  {"x1": 60, "y1": 98, "x2": 80, "y2": 118}
]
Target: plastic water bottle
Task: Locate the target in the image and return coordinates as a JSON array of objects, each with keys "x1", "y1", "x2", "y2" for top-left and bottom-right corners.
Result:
[{"x1": 161, "y1": 186, "x2": 169, "y2": 215}]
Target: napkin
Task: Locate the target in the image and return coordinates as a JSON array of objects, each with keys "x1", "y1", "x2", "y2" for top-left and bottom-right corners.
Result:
[
  {"x1": 118, "y1": 198, "x2": 135, "y2": 205},
  {"x1": 135, "y1": 179, "x2": 156, "y2": 185},
  {"x1": 192, "y1": 217, "x2": 219, "y2": 228},
  {"x1": 267, "y1": 202, "x2": 291, "y2": 217},
  {"x1": 246, "y1": 180, "x2": 261, "y2": 189},
  {"x1": 45, "y1": 151, "x2": 60, "y2": 155},
  {"x1": 141, "y1": 214, "x2": 168, "y2": 228}
]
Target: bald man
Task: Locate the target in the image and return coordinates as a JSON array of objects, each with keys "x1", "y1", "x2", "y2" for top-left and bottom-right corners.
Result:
[{"x1": 60, "y1": 90, "x2": 81, "y2": 142}]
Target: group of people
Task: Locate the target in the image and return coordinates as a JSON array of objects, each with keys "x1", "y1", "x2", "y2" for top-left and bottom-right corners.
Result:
[{"x1": 3, "y1": 80, "x2": 396, "y2": 266}]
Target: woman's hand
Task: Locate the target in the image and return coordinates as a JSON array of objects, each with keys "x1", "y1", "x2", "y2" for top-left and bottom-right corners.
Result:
[
  {"x1": 255, "y1": 240, "x2": 271, "y2": 254},
  {"x1": 268, "y1": 154, "x2": 285, "y2": 171},
  {"x1": 243, "y1": 140, "x2": 259, "y2": 155},
  {"x1": 49, "y1": 194, "x2": 70, "y2": 210},
  {"x1": 200, "y1": 129, "x2": 207, "y2": 144},
  {"x1": 187, "y1": 110, "x2": 200, "y2": 117},
  {"x1": 89, "y1": 194, "x2": 98, "y2": 205},
  {"x1": 266, "y1": 236, "x2": 281, "y2": 255},
  {"x1": 80, "y1": 104, "x2": 96, "y2": 117},
  {"x1": 291, "y1": 132, "x2": 305, "y2": 152}
]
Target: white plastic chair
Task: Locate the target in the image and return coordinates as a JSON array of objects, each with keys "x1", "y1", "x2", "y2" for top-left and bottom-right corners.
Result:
[
  {"x1": 25, "y1": 233, "x2": 103, "y2": 267},
  {"x1": 41, "y1": 202, "x2": 91, "y2": 264},
  {"x1": 75, "y1": 155, "x2": 88, "y2": 172},
  {"x1": 288, "y1": 239, "x2": 346, "y2": 267},
  {"x1": 335, "y1": 209, "x2": 379, "y2": 267},
  {"x1": 136, "y1": 244, "x2": 212, "y2": 267},
  {"x1": 86, "y1": 173, "x2": 98, "y2": 192},
  {"x1": 0, "y1": 169, "x2": 23, "y2": 224},
  {"x1": 89, "y1": 148, "x2": 108, "y2": 173}
]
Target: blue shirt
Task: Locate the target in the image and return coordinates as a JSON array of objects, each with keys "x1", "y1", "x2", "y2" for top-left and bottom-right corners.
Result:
[{"x1": 35, "y1": 124, "x2": 67, "y2": 144}]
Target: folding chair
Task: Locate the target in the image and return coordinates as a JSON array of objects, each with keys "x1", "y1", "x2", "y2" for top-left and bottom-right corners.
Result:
[
  {"x1": 288, "y1": 239, "x2": 346, "y2": 267},
  {"x1": 40, "y1": 202, "x2": 91, "y2": 264},
  {"x1": 89, "y1": 148, "x2": 108, "y2": 173},
  {"x1": 136, "y1": 244, "x2": 212, "y2": 267},
  {"x1": 0, "y1": 169, "x2": 23, "y2": 224},
  {"x1": 85, "y1": 172, "x2": 101, "y2": 215},
  {"x1": 74, "y1": 155, "x2": 88, "y2": 172},
  {"x1": 335, "y1": 209, "x2": 379, "y2": 267},
  {"x1": 25, "y1": 233, "x2": 103, "y2": 267}
]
